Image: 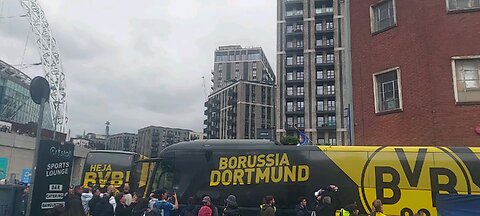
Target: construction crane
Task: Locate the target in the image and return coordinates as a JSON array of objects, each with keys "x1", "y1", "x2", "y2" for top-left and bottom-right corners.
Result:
[{"x1": 18, "y1": 0, "x2": 68, "y2": 133}]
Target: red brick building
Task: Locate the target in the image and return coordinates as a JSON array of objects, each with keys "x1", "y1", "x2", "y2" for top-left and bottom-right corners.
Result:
[{"x1": 351, "y1": 0, "x2": 480, "y2": 146}]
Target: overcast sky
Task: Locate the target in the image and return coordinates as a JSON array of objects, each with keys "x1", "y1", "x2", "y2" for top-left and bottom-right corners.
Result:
[{"x1": 0, "y1": 0, "x2": 276, "y2": 135}]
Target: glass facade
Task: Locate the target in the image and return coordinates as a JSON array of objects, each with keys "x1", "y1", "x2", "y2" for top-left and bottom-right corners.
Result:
[{"x1": 0, "y1": 63, "x2": 54, "y2": 130}]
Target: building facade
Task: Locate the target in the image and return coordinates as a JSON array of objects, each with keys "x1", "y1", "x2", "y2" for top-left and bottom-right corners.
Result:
[
  {"x1": 137, "y1": 126, "x2": 191, "y2": 157},
  {"x1": 0, "y1": 60, "x2": 54, "y2": 130},
  {"x1": 211, "y1": 45, "x2": 274, "y2": 92},
  {"x1": 106, "y1": 132, "x2": 137, "y2": 152},
  {"x1": 277, "y1": 0, "x2": 344, "y2": 145},
  {"x1": 204, "y1": 45, "x2": 275, "y2": 139},
  {"x1": 350, "y1": 0, "x2": 480, "y2": 146},
  {"x1": 204, "y1": 81, "x2": 275, "y2": 139}
]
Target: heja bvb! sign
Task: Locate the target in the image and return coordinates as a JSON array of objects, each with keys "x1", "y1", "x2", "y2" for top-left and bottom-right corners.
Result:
[{"x1": 30, "y1": 140, "x2": 74, "y2": 216}]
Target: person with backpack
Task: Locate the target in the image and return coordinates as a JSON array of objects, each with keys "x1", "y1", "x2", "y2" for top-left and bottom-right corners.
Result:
[
  {"x1": 153, "y1": 189, "x2": 178, "y2": 216},
  {"x1": 260, "y1": 195, "x2": 275, "y2": 216},
  {"x1": 222, "y1": 195, "x2": 240, "y2": 216},
  {"x1": 180, "y1": 197, "x2": 197, "y2": 216}
]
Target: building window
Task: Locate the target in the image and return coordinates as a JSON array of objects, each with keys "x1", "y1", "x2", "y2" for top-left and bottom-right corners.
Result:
[
  {"x1": 327, "y1": 100, "x2": 336, "y2": 110},
  {"x1": 296, "y1": 56, "x2": 304, "y2": 65},
  {"x1": 296, "y1": 101, "x2": 304, "y2": 111},
  {"x1": 317, "y1": 71, "x2": 324, "y2": 79},
  {"x1": 326, "y1": 21, "x2": 334, "y2": 30},
  {"x1": 371, "y1": 0, "x2": 396, "y2": 33},
  {"x1": 316, "y1": 23, "x2": 323, "y2": 31},
  {"x1": 373, "y1": 68, "x2": 402, "y2": 112},
  {"x1": 287, "y1": 57, "x2": 293, "y2": 65},
  {"x1": 326, "y1": 54, "x2": 335, "y2": 63},
  {"x1": 448, "y1": 0, "x2": 480, "y2": 11},
  {"x1": 327, "y1": 116, "x2": 336, "y2": 126},
  {"x1": 252, "y1": 70, "x2": 257, "y2": 79},
  {"x1": 287, "y1": 72, "x2": 293, "y2": 81},
  {"x1": 326, "y1": 38, "x2": 334, "y2": 46},
  {"x1": 287, "y1": 117, "x2": 294, "y2": 127},
  {"x1": 296, "y1": 40, "x2": 304, "y2": 48},
  {"x1": 317, "y1": 116, "x2": 325, "y2": 127},
  {"x1": 328, "y1": 137, "x2": 337, "y2": 145},
  {"x1": 316, "y1": 55, "x2": 324, "y2": 64},
  {"x1": 327, "y1": 85, "x2": 335, "y2": 95},
  {"x1": 295, "y1": 24, "x2": 304, "y2": 32},
  {"x1": 296, "y1": 71, "x2": 304, "y2": 80},
  {"x1": 287, "y1": 41, "x2": 294, "y2": 48},
  {"x1": 297, "y1": 117, "x2": 305, "y2": 127},
  {"x1": 316, "y1": 39, "x2": 323, "y2": 47},
  {"x1": 296, "y1": 86, "x2": 304, "y2": 96},
  {"x1": 318, "y1": 138, "x2": 326, "y2": 145},
  {"x1": 287, "y1": 87, "x2": 294, "y2": 96},
  {"x1": 452, "y1": 56, "x2": 480, "y2": 103},
  {"x1": 252, "y1": 63, "x2": 257, "y2": 69},
  {"x1": 326, "y1": 70, "x2": 335, "y2": 79},
  {"x1": 317, "y1": 100, "x2": 324, "y2": 111},
  {"x1": 287, "y1": 102, "x2": 294, "y2": 112},
  {"x1": 317, "y1": 86, "x2": 324, "y2": 95},
  {"x1": 287, "y1": 25, "x2": 293, "y2": 33}
]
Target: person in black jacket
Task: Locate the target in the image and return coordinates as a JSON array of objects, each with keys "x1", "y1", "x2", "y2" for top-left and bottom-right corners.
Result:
[
  {"x1": 114, "y1": 193, "x2": 131, "y2": 216},
  {"x1": 295, "y1": 197, "x2": 310, "y2": 216},
  {"x1": 223, "y1": 195, "x2": 240, "y2": 216},
  {"x1": 88, "y1": 188, "x2": 102, "y2": 215},
  {"x1": 94, "y1": 195, "x2": 114, "y2": 216},
  {"x1": 313, "y1": 185, "x2": 340, "y2": 216},
  {"x1": 180, "y1": 197, "x2": 196, "y2": 216},
  {"x1": 131, "y1": 198, "x2": 150, "y2": 216}
]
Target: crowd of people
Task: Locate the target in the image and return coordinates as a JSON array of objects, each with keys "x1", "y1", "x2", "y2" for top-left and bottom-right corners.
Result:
[{"x1": 45, "y1": 184, "x2": 426, "y2": 216}]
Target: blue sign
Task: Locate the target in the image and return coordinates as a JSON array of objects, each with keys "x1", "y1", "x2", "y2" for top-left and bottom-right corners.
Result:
[
  {"x1": 22, "y1": 168, "x2": 32, "y2": 184},
  {"x1": 0, "y1": 158, "x2": 7, "y2": 180}
]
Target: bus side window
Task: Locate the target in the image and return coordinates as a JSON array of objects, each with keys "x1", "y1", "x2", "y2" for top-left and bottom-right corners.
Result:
[
  {"x1": 150, "y1": 159, "x2": 175, "y2": 194},
  {"x1": 134, "y1": 161, "x2": 155, "y2": 198}
]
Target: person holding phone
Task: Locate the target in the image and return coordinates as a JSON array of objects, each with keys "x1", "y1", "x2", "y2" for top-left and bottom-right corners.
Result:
[{"x1": 153, "y1": 189, "x2": 178, "y2": 216}]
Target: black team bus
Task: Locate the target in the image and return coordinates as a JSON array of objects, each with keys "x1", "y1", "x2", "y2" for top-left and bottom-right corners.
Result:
[
  {"x1": 81, "y1": 150, "x2": 154, "y2": 197},
  {"x1": 142, "y1": 140, "x2": 480, "y2": 216}
]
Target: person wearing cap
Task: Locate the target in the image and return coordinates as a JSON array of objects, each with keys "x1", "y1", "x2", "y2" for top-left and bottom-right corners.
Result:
[
  {"x1": 153, "y1": 189, "x2": 178, "y2": 216},
  {"x1": 222, "y1": 195, "x2": 240, "y2": 216},
  {"x1": 199, "y1": 196, "x2": 215, "y2": 216}
]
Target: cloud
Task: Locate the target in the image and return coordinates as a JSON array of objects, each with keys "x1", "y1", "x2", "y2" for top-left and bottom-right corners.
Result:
[{"x1": 0, "y1": 0, "x2": 276, "y2": 136}]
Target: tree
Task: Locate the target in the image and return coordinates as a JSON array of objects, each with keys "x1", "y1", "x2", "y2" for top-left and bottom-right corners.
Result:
[{"x1": 281, "y1": 135, "x2": 298, "y2": 145}]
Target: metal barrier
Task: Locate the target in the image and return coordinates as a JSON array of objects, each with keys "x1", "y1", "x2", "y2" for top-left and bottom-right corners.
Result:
[{"x1": 0, "y1": 185, "x2": 27, "y2": 216}]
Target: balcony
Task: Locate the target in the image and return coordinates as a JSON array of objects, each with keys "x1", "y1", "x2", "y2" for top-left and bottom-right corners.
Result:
[
  {"x1": 316, "y1": 93, "x2": 335, "y2": 98},
  {"x1": 286, "y1": 63, "x2": 304, "y2": 69},
  {"x1": 285, "y1": 45, "x2": 304, "y2": 52},
  {"x1": 285, "y1": 0, "x2": 303, "y2": 4},
  {"x1": 315, "y1": 7, "x2": 333, "y2": 16},
  {"x1": 317, "y1": 122, "x2": 336, "y2": 130},
  {"x1": 285, "y1": 10, "x2": 303, "y2": 19},
  {"x1": 285, "y1": 79, "x2": 304, "y2": 84},
  {"x1": 286, "y1": 94, "x2": 305, "y2": 99},
  {"x1": 316, "y1": 108, "x2": 336, "y2": 114},
  {"x1": 286, "y1": 28, "x2": 304, "y2": 37}
]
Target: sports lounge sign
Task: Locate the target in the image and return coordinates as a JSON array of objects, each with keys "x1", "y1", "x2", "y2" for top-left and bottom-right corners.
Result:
[{"x1": 30, "y1": 140, "x2": 74, "y2": 215}]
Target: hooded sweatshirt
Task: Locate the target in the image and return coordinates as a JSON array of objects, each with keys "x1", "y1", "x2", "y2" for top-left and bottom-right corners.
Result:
[
  {"x1": 223, "y1": 195, "x2": 240, "y2": 216},
  {"x1": 81, "y1": 191, "x2": 93, "y2": 213}
]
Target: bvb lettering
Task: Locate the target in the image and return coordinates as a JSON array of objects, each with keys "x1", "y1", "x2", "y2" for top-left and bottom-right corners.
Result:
[{"x1": 210, "y1": 153, "x2": 310, "y2": 186}]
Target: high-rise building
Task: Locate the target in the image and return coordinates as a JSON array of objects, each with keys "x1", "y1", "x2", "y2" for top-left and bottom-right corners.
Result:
[
  {"x1": 106, "y1": 132, "x2": 137, "y2": 152},
  {"x1": 204, "y1": 45, "x2": 275, "y2": 139},
  {"x1": 210, "y1": 45, "x2": 274, "y2": 92},
  {"x1": 137, "y1": 126, "x2": 191, "y2": 157},
  {"x1": 349, "y1": 0, "x2": 480, "y2": 146},
  {"x1": 0, "y1": 60, "x2": 54, "y2": 130},
  {"x1": 277, "y1": 0, "x2": 345, "y2": 145}
]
